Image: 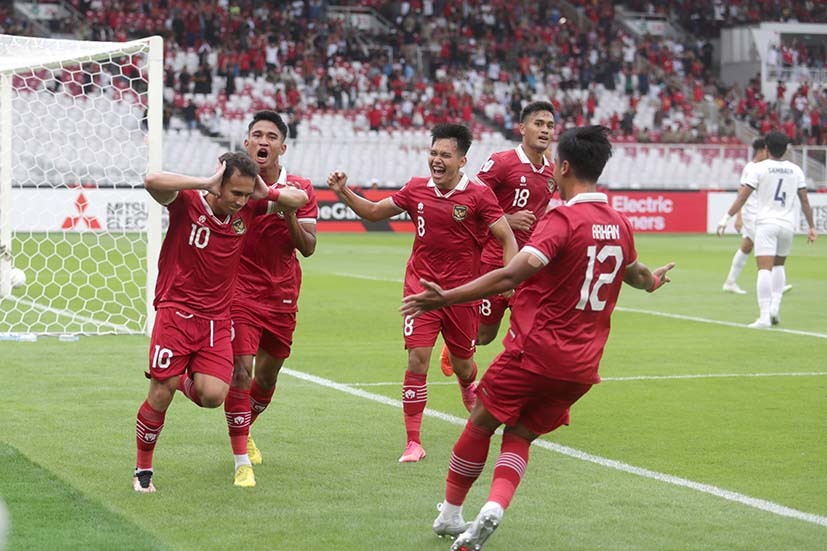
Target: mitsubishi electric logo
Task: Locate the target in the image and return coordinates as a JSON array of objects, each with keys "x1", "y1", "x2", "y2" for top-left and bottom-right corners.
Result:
[{"x1": 62, "y1": 192, "x2": 102, "y2": 230}]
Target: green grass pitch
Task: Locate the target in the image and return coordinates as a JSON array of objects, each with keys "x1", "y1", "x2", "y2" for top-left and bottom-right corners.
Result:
[{"x1": 1, "y1": 232, "x2": 825, "y2": 550}]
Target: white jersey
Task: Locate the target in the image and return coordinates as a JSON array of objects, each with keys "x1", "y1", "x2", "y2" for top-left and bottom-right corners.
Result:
[
  {"x1": 739, "y1": 161, "x2": 759, "y2": 225},
  {"x1": 743, "y1": 159, "x2": 806, "y2": 231}
]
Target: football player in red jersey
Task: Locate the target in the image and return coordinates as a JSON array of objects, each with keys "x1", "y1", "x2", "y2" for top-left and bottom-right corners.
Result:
[
  {"x1": 133, "y1": 152, "x2": 308, "y2": 493},
  {"x1": 440, "y1": 101, "x2": 557, "y2": 376},
  {"x1": 403, "y1": 126, "x2": 675, "y2": 548},
  {"x1": 328, "y1": 124, "x2": 518, "y2": 464},
  {"x1": 223, "y1": 111, "x2": 319, "y2": 487}
]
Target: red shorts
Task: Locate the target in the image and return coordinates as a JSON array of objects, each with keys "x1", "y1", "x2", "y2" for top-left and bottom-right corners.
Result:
[
  {"x1": 148, "y1": 308, "x2": 233, "y2": 384},
  {"x1": 478, "y1": 349, "x2": 592, "y2": 435},
  {"x1": 231, "y1": 308, "x2": 296, "y2": 359},
  {"x1": 479, "y1": 262, "x2": 509, "y2": 326},
  {"x1": 402, "y1": 303, "x2": 478, "y2": 359}
]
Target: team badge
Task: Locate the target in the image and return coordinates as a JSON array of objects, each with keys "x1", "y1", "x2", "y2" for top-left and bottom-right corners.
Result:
[
  {"x1": 547, "y1": 178, "x2": 556, "y2": 192},
  {"x1": 452, "y1": 205, "x2": 468, "y2": 221},
  {"x1": 232, "y1": 217, "x2": 246, "y2": 234}
]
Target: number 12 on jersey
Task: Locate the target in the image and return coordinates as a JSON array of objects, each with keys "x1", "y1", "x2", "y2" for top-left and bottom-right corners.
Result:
[{"x1": 576, "y1": 245, "x2": 623, "y2": 311}]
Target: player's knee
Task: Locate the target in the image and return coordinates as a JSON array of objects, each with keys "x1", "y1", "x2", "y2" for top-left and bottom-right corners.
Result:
[
  {"x1": 199, "y1": 391, "x2": 226, "y2": 408},
  {"x1": 406, "y1": 350, "x2": 429, "y2": 374}
]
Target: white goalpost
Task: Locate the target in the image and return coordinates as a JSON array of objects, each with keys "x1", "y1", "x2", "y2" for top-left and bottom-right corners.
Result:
[{"x1": 0, "y1": 34, "x2": 163, "y2": 337}]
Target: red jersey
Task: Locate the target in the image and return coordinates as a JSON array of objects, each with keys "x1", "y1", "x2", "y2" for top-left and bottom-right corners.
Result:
[
  {"x1": 391, "y1": 174, "x2": 505, "y2": 297},
  {"x1": 154, "y1": 189, "x2": 260, "y2": 320},
  {"x1": 506, "y1": 193, "x2": 637, "y2": 384},
  {"x1": 477, "y1": 146, "x2": 555, "y2": 266},
  {"x1": 234, "y1": 168, "x2": 318, "y2": 313}
]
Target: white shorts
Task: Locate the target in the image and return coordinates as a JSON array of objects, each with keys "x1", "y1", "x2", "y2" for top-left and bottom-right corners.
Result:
[
  {"x1": 740, "y1": 215, "x2": 756, "y2": 241},
  {"x1": 754, "y1": 223, "x2": 793, "y2": 257}
]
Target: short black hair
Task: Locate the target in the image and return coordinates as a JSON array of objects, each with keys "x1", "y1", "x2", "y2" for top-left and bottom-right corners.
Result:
[
  {"x1": 751, "y1": 138, "x2": 766, "y2": 156},
  {"x1": 520, "y1": 100, "x2": 555, "y2": 122},
  {"x1": 764, "y1": 131, "x2": 788, "y2": 158},
  {"x1": 248, "y1": 110, "x2": 289, "y2": 140},
  {"x1": 556, "y1": 125, "x2": 613, "y2": 183},
  {"x1": 218, "y1": 151, "x2": 259, "y2": 184},
  {"x1": 431, "y1": 123, "x2": 473, "y2": 155}
]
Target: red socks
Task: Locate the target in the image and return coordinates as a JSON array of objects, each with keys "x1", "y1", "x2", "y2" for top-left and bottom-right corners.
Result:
[
  {"x1": 445, "y1": 421, "x2": 494, "y2": 505},
  {"x1": 249, "y1": 379, "x2": 275, "y2": 425},
  {"x1": 402, "y1": 371, "x2": 427, "y2": 444},
  {"x1": 488, "y1": 432, "x2": 531, "y2": 510},
  {"x1": 224, "y1": 387, "x2": 251, "y2": 454},
  {"x1": 177, "y1": 374, "x2": 202, "y2": 406},
  {"x1": 135, "y1": 400, "x2": 166, "y2": 470}
]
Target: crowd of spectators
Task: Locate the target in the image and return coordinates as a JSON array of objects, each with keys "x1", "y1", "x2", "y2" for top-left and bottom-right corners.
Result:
[{"x1": 6, "y1": 0, "x2": 827, "y2": 147}]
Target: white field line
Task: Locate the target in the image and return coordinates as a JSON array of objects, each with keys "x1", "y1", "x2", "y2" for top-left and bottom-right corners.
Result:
[
  {"x1": 616, "y1": 307, "x2": 827, "y2": 339},
  {"x1": 1, "y1": 295, "x2": 134, "y2": 333},
  {"x1": 332, "y1": 271, "x2": 827, "y2": 339},
  {"x1": 349, "y1": 371, "x2": 827, "y2": 387},
  {"x1": 282, "y1": 367, "x2": 827, "y2": 528}
]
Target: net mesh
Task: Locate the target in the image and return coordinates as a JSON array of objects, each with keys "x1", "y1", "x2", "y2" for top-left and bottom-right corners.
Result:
[{"x1": 0, "y1": 34, "x2": 154, "y2": 335}]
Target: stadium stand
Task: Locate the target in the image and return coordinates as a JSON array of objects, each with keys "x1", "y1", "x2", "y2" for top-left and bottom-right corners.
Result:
[{"x1": 4, "y1": 0, "x2": 826, "y2": 189}]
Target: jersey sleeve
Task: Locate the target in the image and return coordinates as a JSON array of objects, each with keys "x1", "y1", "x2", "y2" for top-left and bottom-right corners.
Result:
[
  {"x1": 795, "y1": 166, "x2": 807, "y2": 190},
  {"x1": 742, "y1": 164, "x2": 760, "y2": 189},
  {"x1": 478, "y1": 184, "x2": 506, "y2": 226},
  {"x1": 390, "y1": 178, "x2": 414, "y2": 212},
  {"x1": 620, "y1": 214, "x2": 638, "y2": 267},
  {"x1": 475, "y1": 153, "x2": 504, "y2": 191},
  {"x1": 739, "y1": 163, "x2": 752, "y2": 186},
  {"x1": 296, "y1": 182, "x2": 318, "y2": 222}
]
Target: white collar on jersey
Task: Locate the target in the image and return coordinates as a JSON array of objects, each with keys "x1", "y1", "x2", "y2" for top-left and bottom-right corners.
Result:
[
  {"x1": 262, "y1": 165, "x2": 287, "y2": 187},
  {"x1": 515, "y1": 144, "x2": 549, "y2": 173},
  {"x1": 565, "y1": 192, "x2": 608, "y2": 206},
  {"x1": 199, "y1": 191, "x2": 232, "y2": 224},
  {"x1": 427, "y1": 172, "x2": 470, "y2": 198}
]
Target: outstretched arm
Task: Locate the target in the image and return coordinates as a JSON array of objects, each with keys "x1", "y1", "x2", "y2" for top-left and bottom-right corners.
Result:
[
  {"x1": 401, "y1": 251, "x2": 543, "y2": 317},
  {"x1": 327, "y1": 171, "x2": 403, "y2": 221},
  {"x1": 623, "y1": 260, "x2": 676, "y2": 292}
]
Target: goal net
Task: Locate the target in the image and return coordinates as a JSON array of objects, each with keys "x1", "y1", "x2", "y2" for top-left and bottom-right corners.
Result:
[{"x1": 0, "y1": 34, "x2": 163, "y2": 337}]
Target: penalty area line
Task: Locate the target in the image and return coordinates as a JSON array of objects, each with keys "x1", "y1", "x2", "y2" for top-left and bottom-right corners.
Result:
[{"x1": 283, "y1": 366, "x2": 827, "y2": 529}]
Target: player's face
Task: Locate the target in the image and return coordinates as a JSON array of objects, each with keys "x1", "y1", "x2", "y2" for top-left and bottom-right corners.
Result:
[
  {"x1": 244, "y1": 120, "x2": 286, "y2": 172},
  {"x1": 214, "y1": 171, "x2": 255, "y2": 216},
  {"x1": 520, "y1": 110, "x2": 555, "y2": 154},
  {"x1": 428, "y1": 138, "x2": 467, "y2": 187}
]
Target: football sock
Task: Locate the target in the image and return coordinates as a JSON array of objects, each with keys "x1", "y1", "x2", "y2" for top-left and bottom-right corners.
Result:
[
  {"x1": 224, "y1": 387, "x2": 251, "y2": 455},
  {"x1": 402, "y1": 371, "x2": 427, "y2": 444},
  {"x1": 770, "y1": 265, "x2": 786, "y2": 314},
  {"x1": 488, "y1": 431, "x2": 531, "y2": 510},
  {"x1": 135, "y1": 400, "x2": 165, "y2": 471},
  {"x1": 249, "y1": 379, "x2": 275, "y2": 425},
  {"x1": 756, "y1": 269, "x2": 772, "y2": 321},
  {"x1": 177, "y1": 374, "x2": 203, "y2": 406},
  {"x1": 445, "y1": 421, "x2": 494, "y2": 506},
  {"x1": 234, "y1": 454, "x2": 252, "y2": 470},
  {"x1": 726, "y1": 249, "x2": 749, "y2": 283}
]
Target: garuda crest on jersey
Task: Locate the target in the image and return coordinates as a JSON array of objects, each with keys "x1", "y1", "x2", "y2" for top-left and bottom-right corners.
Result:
[{"x1": 452, "y1": 205, "x2": 468, "y2": 221}]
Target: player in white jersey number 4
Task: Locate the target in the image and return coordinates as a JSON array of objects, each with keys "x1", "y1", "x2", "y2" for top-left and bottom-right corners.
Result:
[{"x1": 717, "y1": 131, "x2": 817, "y2": 328}]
